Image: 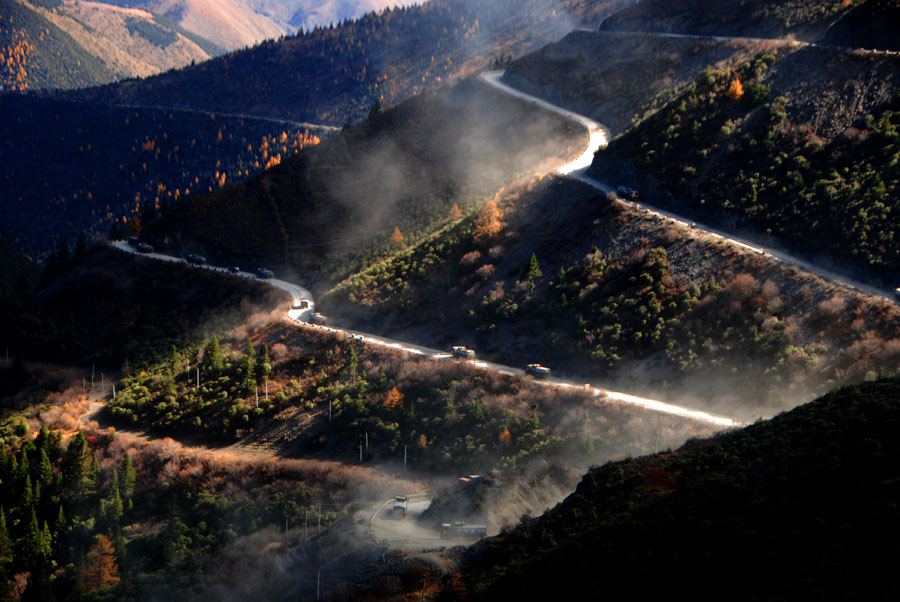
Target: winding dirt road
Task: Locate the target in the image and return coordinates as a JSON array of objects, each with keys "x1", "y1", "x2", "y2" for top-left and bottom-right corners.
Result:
[{"x1": 478, "y1": 70, "x2": 896, "y2": 301}]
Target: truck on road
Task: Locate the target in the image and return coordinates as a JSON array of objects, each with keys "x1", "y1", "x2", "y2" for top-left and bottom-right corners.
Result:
[
  {"x1": 452, "y1": 346, "x2": 475, "y2": 359},
  {"x1": 440, "y1": 521, "x2": 487, "y2": 540},
  {"x1": 391, "y1": 496, "x2": 409, "y2": 518},
  {"x1": 525, "y1": 363, "x2": 551, "y2": 379},
  {"x1": 187, "y1": 254, "x2": 206, "y2": 265},
  {"x1": 256, "y1": 267, "x2": 274, "y2": 279}
]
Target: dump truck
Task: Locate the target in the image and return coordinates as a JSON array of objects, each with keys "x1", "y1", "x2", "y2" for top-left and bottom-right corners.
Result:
[
  {"x1": 440, "y1": 521, "x2": 487, "y2": 540},
  {"x1": 187, "y1": 254, "x2": 206, "y2": 266},
  {"x1": 525, "y1": 363, "x2": 551, "y2": 379},
  {"x1": 452, "y1": 346, "x2": 475, "y2": 359},
  {"x1": 256, "y1": 267, "x2": 274, "y2": 279},
  {"x1": 135, "y1": 242, "x2": 154, "y2": 253},
  {"x1": 292, "y1": 298, "x2": 310, "y2": 310}
]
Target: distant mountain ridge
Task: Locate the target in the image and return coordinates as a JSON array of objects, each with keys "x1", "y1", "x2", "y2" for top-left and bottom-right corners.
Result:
[
  {"x1": 1, "y1": 0, "x2": 422, "y2": 90},
  {"x1": 64, "y1": 0, "x2": 633, "y2": 123}
]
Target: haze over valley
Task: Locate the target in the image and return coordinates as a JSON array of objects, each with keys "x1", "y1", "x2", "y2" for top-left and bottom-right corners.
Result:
[{"x1": 1, "y1": 0, "x2": 899, "y2": 600}]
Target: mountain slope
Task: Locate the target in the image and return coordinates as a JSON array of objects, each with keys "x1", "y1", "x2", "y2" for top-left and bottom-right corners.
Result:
[
  {"x1": 132, "y1": 0, "x2": 288, "y2": 49},
  {"x1": 0, "y1": 93, "x2": 323, "y2": 256},
  {"x1": 66, "y1": 0, "x2": 634, "y2": 124},
  {"x1": 1, "y1": 0, "x2": 116, "y2": 89},
  {"x1": 599, "y1": 0, "x2": 862, "y2": 42},
  {"x1": 822, "y1": 0, "x2": 900, "y2": 51},
  {"x1": 142, "y1": 76, "x2": 582, "y2": 277},
  {"x1": 459, "y1": 377, "x2": 900, "y2": 601},
  {"x1": 589, "y1": 48, "x2": 900, "y2": 277}
]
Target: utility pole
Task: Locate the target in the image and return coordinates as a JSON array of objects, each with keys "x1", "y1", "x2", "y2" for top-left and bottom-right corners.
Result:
[
  {"x1": 101, "y1": 372, "x2": 104, "y2": 393},
  {"x1": 196, "y1": 366, "x2": 200, "y2": 388},
  {"x1": 365, "y1": 432, "x2": 368, "y2": 456},
  {"x1": 328, "y1": 400, "x2": 332, "y2": 423},
  {"x1": 112, "y1": 384, "x2": 116, "y2": 399},
  {"x1": 255, "y1": 387, "x2": 259, "y2": 408},
  {"x1": 404, "y1": 445, "x2": 408, "y2": 471},
  {"x1": 421, "y1": 577, "x2": 427, "y2": 602},
  {"x1": 265, "y1": 380, "x2": 268, "y2": 400},
  {"x1": 317, "y1": 504, "x2": 321, "y2": 536},
  {"x1": 359, "y1": 442, "x2": 363, "y2": 463},
  {"x1": 316, "y1": 567, "x2": 321, "y2": 601},
  {"x1": 305, "y1": 507, "x2": 308, "y2": 541}
]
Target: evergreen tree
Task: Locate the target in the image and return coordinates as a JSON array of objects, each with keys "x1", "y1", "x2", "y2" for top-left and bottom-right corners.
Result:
[
  {"x1": 87, "y1": 455, "x2": 101, "y2": 495},
  {"x1": 341, "y1": 346, "x2": 359, "y2": 382},
  {"x1": 0, "y1": 508, "x2": 11, "y2": 602},
  {"x1": 61, "y1": 432, "x2": 88, "y2": 503},
  {"x1": 201, "y1": 336, "x2": 224, "y2": 379},
  {"x1": 121, "y1": 454, "x2": 136, "y2": 496},
  {"x1": 36, "y1": 450, "x2": 53, "y2": 488},
  {"x1": 0, "y1": 508, "x2": 12, "y2": 565},
  {"x1": 255, "y1": 344, "x2": 271, "y2": 386},
  {"x1": 524, "y1": 253, "x2": 543, "y2": 284}
]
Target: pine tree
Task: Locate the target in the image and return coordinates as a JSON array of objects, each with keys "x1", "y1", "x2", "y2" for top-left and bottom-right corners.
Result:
[
  {"x1": 0, "y1": 508, "x2": 12, "y2": 565},
  {"x1": 62, "y1": 432, "x2": 89, "y2": 503},
  {"x1": 87, "y1": 455, "x2": 101, "y2": 494},
  {"x1": 201, "y1": 336, "x2": 224, "y2": 378},
  {"x1": 121, "y1": 454, "x2": 136, "y2": 496},
  {"x1": 255, "y1": 344, "x2": 271, "y2": 386},
  {"x1": 341, "y1": 346, "x2": 359, "y2": 382},
  {"x1": 524, "y1": 253, "x2": 542, "y2": 284}
]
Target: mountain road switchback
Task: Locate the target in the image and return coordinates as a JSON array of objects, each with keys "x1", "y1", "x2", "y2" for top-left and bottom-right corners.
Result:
[{"x1": 478, "y1": 70, "x2": 896, "y2": 301}]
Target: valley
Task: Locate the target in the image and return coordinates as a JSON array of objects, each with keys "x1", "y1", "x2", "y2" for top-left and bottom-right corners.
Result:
[{"x1": 1, "y1": 0, "x2": 899, "y2": 600}]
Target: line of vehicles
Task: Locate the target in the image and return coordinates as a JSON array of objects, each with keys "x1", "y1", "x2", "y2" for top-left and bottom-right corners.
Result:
[
  {"x1": 451, "y1": 346, "x2": 551, "y2": 379},
  {"x1": 125, "y1": 239, "x2": 280, "y2": 281}
]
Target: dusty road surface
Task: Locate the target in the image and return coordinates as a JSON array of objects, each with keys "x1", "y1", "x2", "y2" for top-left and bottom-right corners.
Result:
[{"x1": 368, "y1": 494, "x2": 453, "y2": 551}]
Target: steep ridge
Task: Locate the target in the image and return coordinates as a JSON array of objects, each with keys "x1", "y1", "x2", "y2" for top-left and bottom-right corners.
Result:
[
  {"x1": 459, "y1": 377, "x2": 900, "y2": 601},
  {"x1": 64, "y1": 0, "x2": 634, "y2": 123}
]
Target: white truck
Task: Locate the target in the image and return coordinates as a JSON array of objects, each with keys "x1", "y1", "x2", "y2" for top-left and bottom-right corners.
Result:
[{"x1": 392, "y1": 496, "x2": 409, "y2": 518}]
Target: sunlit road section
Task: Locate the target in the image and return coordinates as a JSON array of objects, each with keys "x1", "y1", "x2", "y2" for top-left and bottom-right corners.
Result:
[
  {"x1": 479, "y1": 70, "x2": 895, "y2": 300},
  {"x1": 480, "y1": 71, "x2": 608, "y2": 175},
  {"x1": 110, "y1": 240, "x2": 741, "y2": 427}
]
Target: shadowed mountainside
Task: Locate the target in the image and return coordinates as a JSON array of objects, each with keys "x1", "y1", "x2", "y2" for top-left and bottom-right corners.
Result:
[{"x1": 459, "y1": 377, "x2": 900, "y2": 601}]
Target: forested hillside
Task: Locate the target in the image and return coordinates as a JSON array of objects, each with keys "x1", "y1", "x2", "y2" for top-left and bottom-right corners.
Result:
[
  {"x1": 591, "y1": 50, "x2": 900, "y2": 278},
  {"x1": 66, "y1": 0, "x2": 634, "y2": 124},
  {"x1": 458, "y1": 377, "x2": 900, "y2": 601},
  {"x1": 0, "y1": 1, "x2": 115, "y2": 90},
  {"x1": 0, "y1": 245, "x2": 282, "y2": 372},
  {"x1": 0, "y1": 94, "x2": 324, "y2": 256},
  {"x1": 143, "y1": 77, "x2": 582, "y2": 280},
  {"x1": 321, "y1": 175, "x2": 900, "y2": 418}
]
